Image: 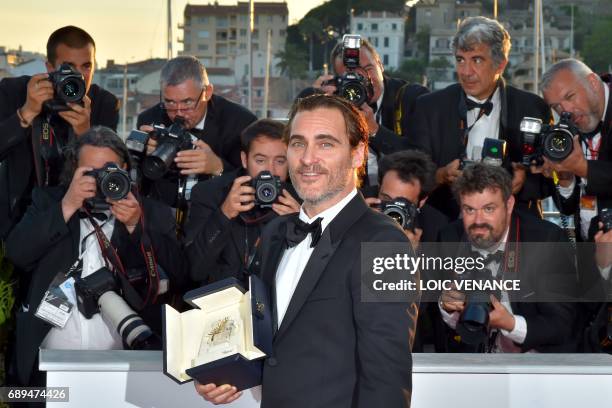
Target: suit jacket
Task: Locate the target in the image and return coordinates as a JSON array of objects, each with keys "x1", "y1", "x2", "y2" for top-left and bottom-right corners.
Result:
[
  {"x1": 409, "y1": 81, "x2": 552, "y2": 219},
  {"x1": 437, "y1": 211, "x2": 578, "y2": 353},
  {"x1": 185, "y1": 168, "x2": 299, "y2": 286},
  {"x1": 257, "y1": 193, "x2": 417, "y2": 408},
  {"x1": 5, "y1": 186, "x2": 186, "y2": 385},
  {"x1": 136, "y1": 94, "x2": 257, "y2": 207},
  {"x1": 0, "y1": 75, "x2": 119, "y2": 238}
]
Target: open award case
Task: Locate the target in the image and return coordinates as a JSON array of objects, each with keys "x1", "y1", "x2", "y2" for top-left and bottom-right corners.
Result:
[{"x1": 163, "y1": 275, "x2": 273, "y2": 390}]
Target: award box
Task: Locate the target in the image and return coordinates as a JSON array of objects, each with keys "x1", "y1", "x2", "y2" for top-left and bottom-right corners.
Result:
[{"x1": 163, "y1": 275, "x2": 273, "y2": 390}]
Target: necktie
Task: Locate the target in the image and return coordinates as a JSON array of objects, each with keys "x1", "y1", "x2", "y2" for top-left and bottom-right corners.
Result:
[
  {"x1": 482, "y1": 250, "x2": 504, "y2": 266},
  {"x1": 285, "y1": 216, "x2": 323, "y2": 248},
  {"x1": 466, "y1": 98, "x2": 493, "y2": 116}
]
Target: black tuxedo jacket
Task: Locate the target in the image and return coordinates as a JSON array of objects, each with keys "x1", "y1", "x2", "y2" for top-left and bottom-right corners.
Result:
[
  {"x1": 5, "y1": 186, "x2": 186, "y2": 384},
  {"x1": 257, "y1": 193, "x2": 417, "y2": 408},
  {"x1": 136, "y1": 94, "x2": 256, "y2": 207},
  {"x1": 409, "y1": 82, "x2": 552, "y2": 219},
  {"x1": 0, "y1": 75, "x2": 119, "y2": 238},
  {"x1": 437, "y1": 211, "x2": 578, "y2": 352}
]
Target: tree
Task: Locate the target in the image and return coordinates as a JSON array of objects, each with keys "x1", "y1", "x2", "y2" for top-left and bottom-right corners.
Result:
[
  {"x1": 582, "y1": 16, "x2": 612, "y2": 73},
  {"x1": 299, "y1": 17, "x2": 323, "y2": 74},
  {"x1": 416, "y1": 26, "x2": 431, "y2": 62},
  {"x1": 276, "y1": 42, "x2": 308, "y2": 79},
  {"x1": 387, "y1": 58, "x2": 427, "y2": 84}
]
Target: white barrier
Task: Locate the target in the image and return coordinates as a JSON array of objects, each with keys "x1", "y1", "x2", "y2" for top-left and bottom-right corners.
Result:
[{"x1": 40, "y1": 350, "x2": 612, "y2": 407}]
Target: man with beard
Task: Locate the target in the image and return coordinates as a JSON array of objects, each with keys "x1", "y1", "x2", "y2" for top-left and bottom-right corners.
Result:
[
  {"x1": 195, "y1": 94, "x2": 418, "y2": 407},
  {"x1": 437, "y1": 163, "x2": 577, "y2": 352}
]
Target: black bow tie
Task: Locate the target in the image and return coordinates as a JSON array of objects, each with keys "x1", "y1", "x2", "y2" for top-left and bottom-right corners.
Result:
[
  {"x1": 466, "y1": 98, "x2": 493, "y2": 116},
  {"x1": 581, "y1": 121, "x2": 603, "y2": 140},
  {"x1": 481, "y1": 250, "x2": 504, "y2": 265},
  {"x1": 286, "y1": 216, "x2": 323, "y2": 248}
]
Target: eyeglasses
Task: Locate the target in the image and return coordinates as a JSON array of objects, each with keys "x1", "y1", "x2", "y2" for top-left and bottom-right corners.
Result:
[{"x1": 161, "y1": 88, "x2": 205, "y2": 113}]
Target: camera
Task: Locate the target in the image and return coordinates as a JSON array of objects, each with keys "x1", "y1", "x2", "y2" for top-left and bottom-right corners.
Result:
[
  {"x1": 459, "y1": 138, "x2": 506, "y2": 170},
  {"x1": 44, "y1": 63, "x2": 86, "y2": 112},
  {"x1": 456, "y1": 267, "x2": 499, "y2": 345},
  {"x1": 379, "y1": 198, "x2": 419, "y2": 232},
  {"x1": 520, "y1": 112, "x2": 578, "y2": 166},
  {"x1": 600, "y1": 208, "x2": 612, "y2": 233},
  {"x1": 141, "y1": 117, "x2": 195, "y2": 180},
  {"x1": 75, "y1": 267, "x2": 166, "y2": 350},
  {"x1": 322, "y1": 34, "x2": 374, "y2": 106},
  {"x1": 84, "y1": 162, "x2": 131, "y2": 212},
  {"x1": 252, "y1": 171, "x2": 282, "y2": 208}
]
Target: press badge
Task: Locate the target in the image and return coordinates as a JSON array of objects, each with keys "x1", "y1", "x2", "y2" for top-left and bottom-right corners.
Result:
[{"x1": 34, "y1": 259, "x2": 82, "y2": 328}]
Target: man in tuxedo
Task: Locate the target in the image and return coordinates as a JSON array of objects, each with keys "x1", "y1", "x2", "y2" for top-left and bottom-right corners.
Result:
[
  {"x1": 0, "y1": 25, "x2": 119, "y2": 239},
  {"x1": 540, "y1": 59, "x2": 612, "y2": 350},
  {"x1": 311, "y1": 37, "x2": 429, "y2": 186},
  {"x1": 438, "y1": 163, "x2": 577, "y2": 353},
  {"x1": 409, "y1": 16, "x2": 551, "y2": 220},
  {"x1": 136, "y1": 56, "x2": 256, "y2": 210},
  {"x1": 5, "y1": 127, "x2": 185, "y2": 387},
  {"x1": 197, "y1": 94, "x2": 418, "y2": 407},
  {"x1": 185, "y1": 119, "x2": 300, "y2": 286}
]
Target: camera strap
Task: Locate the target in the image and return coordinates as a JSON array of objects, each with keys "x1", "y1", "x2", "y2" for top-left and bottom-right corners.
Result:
[
  {"x1": 31, "y1": 115, "x2": 56, "y2": 187},
  {"x1": 175, "y1": 176, "x2": 189, "y2": 239},
  {"x1": 85, "y1": 211, "x2": 127, "y2": 277}
]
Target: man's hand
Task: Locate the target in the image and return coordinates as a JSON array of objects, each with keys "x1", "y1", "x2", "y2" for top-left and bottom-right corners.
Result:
[
  {"x1": 488, "y1": 295, "x2": 516, "y2": 332},
  {"x1": 511, "y1": 163, "x2": 527, "y2": 194},
  {"x1": 404, "y1": 228, "x2": 423, "y2": 252},
  {"x1": 61, "y1": 166, "x2": 95, "y2": 222},
  {"x1": 359, "y1": 102, "x2": 379, "y2": 136},
  {"x1": 58, "y1": 95, "x2": 92, "y2": 136},
  {"x1": 221, "y1": 175, "x2": 255, "y2": 219},
  {"x1": 436, "y1": 159, "x2": 462, "y2": 185},
  {"x1": 440, "y1": 289, "x2": 466, "y2": 313},
  {"x1": 312, "y1": 74, "x2": 336, "y2": 95},
  {"x1": 272, "y1": 188, "x2": 301, "y2": 216},
  {"x1": 175, "y1": 140, "x2": 223, "y2": 176},
  {"x1": 109, "y1": 192, "x2": 141, "y2": 234},
  {"x1": 594, "y1": 222, "x2": 612, "y2": 269},
  {"x1": 531, "y1": 161, "x2": 575, "y2": 187},
  {"x1": 20, "y1": 73, "x2": 54, "y2": 124},
  {"x1": 194, "y1": 382, "x2": 242, "y2": 405},
  {"x1": 543, "y1": 135, "x2": 588, "y2": 178},
  {"x1": 139, "y1": 125, "x2": 157, "y2": 155}
]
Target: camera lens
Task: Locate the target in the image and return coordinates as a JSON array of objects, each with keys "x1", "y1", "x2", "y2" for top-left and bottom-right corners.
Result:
[
  {"x1": 383, "y1": 208, "x2": 406, "y2": 228},
  {"x1": 256, "y1": 182, "x2": 277, "y2": 203},
  {"x1": 59, "y1": 78, "x2": 85, "y2": 102},
  {"x1": 341, "y1": 82, "x2": 366, "y2": 106},
  {"x1": 100, "y1": 171, "x2": 130, "y2": 201},
  {"x1": 543, "y1": 129, "x2": 573, "y2": 161}
]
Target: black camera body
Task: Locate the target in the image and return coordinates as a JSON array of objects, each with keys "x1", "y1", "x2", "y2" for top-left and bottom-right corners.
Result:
[
  {"x1": 460, "y1": 138, "x2": 506, "y2": 170},
  {"x1": 600, "y1": 208, "x2": 612, "y2": 233},
  {"x1": 520, "y1": 112, "x2": 578, "y2": 166},
  {"x1": 379, "y1": 198, "x2": 419, "y2": 232},
  {"x1": 75, "y1": 267, "x2": 118, "y2": 319},
  {"x1": 456, "y1": 267, "x2": 499, "y2": 346},
  {"x1": 322, "y1": 34, "x2": 374, "y2": 107},
  {"x1": 84, "y1": 162, "x2": 131, "y2": 212},
  {"x1": 45, "y1": 63, "x2": 86, "y2": 112},
  {"x1": 252, "y1": 171, "x2": 282, "y2": 208},
  {"x1": 141, "y1": 118, "x2": 194, "y2": 180}
]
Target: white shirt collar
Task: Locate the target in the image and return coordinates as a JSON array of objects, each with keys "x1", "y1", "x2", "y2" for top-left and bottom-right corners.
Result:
[
  {"x1": 298, "y1": 188, "x2": 358, "y2": 233},
  {"x1": 376, "y1": 89, "x2": 384, "y2": 113},
  {"x1": 602, "y1": 83, "x2": 609, "y2": 122},
  {"x1": 467, "y1": 86, "x2": 500, "y2": 106},
  {"x1": 194, "y1": 111, "x2": 207, "y2": 130}
]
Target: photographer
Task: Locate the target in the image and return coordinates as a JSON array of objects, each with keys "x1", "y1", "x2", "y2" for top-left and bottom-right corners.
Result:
[
  {"x1": 5, "y1": 127, "x2": 185, "y2": 387},
  {"x1": 409, "y1": 16, "x2": 552, "y2": 220},
  {"x1": 136, "y1": 56, "x2": 256, "y2": 213},
  {"x1": 185, "y1": 119, "x2": 300, "y2": 285},
  {"x1": 365, "y1": 150, "x2": 448, "y2": 352},
  {"x1": 311, "y1": 35, "x2": 429, "y2": 186},
  {"x1": 0, "y1": 25, "x2": 119, "y2": 238},
  {"x1": 438, "y1": 163, "x2": 577, "y2": 353}
]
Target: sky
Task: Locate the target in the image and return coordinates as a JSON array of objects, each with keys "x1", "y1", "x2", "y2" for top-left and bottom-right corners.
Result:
[{"x1": 1, "y1": 0, "x2": 327, "y2": 68}]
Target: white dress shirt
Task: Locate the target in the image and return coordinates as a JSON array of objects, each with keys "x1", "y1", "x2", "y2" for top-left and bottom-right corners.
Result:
[
  {"x1": 183, "y1": 113, "x2": 207, "y2": 200},
  {"x1": 275, "y1": 189, "x2": 358, "y2": 326},
  {"x1": 41, "y1": 216, "x2": 123, "y2": 350},
  {"x1": 366, "y1": 91, "x2": 385, "y2": 186},
  {"x1": 465, "y1": 87, "x2": 501, "y2": 161},
  {"x1": 439, "y1": 228, "x2": 528, "y2": 351}
]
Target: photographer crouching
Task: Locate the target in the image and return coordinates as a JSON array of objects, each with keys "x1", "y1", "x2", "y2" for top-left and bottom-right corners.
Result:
[{"x1": 5, "y1": 126, "x2": 186, "y2": 388}]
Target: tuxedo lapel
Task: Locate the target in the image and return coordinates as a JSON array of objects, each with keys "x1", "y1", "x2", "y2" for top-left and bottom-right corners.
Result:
[
  {"x1": 274, "y1": 194, "x2": 369, "y2": 341},
  {"x1": 261, "y1": 220, "x2": 289, "y2": 332}
]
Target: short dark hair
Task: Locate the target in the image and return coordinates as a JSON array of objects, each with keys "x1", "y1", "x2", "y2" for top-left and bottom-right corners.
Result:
[
  {"x1": 61, "y1": 126, "x2": 131, "y2": 185},
  {"x1": 330, "y1": 37, "x2": 381, "y2": 70},
  {"x1": 452, "y1": 163, "x2": 512, "y2": 203},
  {"x1": 241, "y1": 119, "x2": 286, "y2": 153},
  {"x1": 47, "y1": 26, "x2": 95, "y2": 65},
  {"x1": 378, "y1": 150, "x2": 437, "y2": 200},
  {"x1": 160, "y1": 56, "x2": 208, "y2": 88},
  {"x1": 286, "y1": 94, "x2": 368, "y2": 177}
]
